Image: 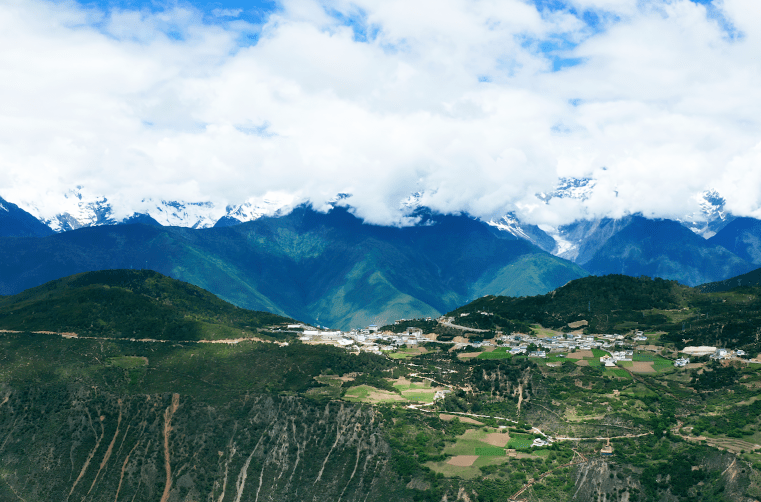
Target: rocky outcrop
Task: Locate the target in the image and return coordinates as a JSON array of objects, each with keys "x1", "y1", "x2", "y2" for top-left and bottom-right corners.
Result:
[{"x1": 0, "y1": 386, "x2": 404, "y2": 501}]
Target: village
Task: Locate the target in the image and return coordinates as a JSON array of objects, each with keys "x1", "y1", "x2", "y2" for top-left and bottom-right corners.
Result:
[{"x1": 292, "y1": 318, "x2": 756, "y2": 369}]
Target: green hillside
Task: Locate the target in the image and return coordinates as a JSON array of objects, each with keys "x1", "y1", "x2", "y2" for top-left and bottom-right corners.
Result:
[
  {"x1": 0, "y1": 269, "x2": 294, "y2": 340},
  {"x1": 0, "y1": 206, "x2": 588, "y2": 330},
  {"x1": 0, "y1": 271, "x2": 760, "y2": 501},
  {"x1": 449, "y1": 274, "x2": 761, "y2": 353}
]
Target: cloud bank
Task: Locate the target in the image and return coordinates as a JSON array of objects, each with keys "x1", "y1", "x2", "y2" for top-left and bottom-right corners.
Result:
[{"x1": 2, "y1": 0, "x2": 761, "y2": 226}]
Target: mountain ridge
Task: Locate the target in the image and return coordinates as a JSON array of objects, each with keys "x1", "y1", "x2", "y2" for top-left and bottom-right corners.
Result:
[{"x1": 0, "y1": 206, "x2": 587, "y2": 330}]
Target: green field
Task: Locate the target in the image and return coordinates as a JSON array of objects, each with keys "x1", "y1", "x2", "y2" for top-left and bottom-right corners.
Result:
[
  {"x1": 475, "y1": 447, "x2": 506, "y2": 456},
  {"x1": 507, "y1": 434, "x2": 535, "y2": 449},
  {"x1": 478, "y1": 347, "x2": 513, "y2": 360},
  {"x1": 387, "y1": 347, "x2": 423, "y2": 359},
  {"x1": 606, "y1": 368, "x2": 631, "y2": 379}
]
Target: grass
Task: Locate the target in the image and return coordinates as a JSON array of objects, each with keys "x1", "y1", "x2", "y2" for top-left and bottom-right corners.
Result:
[
  {"x1": 306, "y1": 386, "x2": 342, "y2": 399},
  {"x1": 633, "y1": 353, "x2": 655, "y2": 361},
  {"x1": 652, "y1": 358, "x2": 675, "y2": 372},
  {"x1": 545, "y1": 355, "x2": 568, "y2": 363},
  {"x1": 475, "y1": 447, "x2": 506, "y2": 456},
  {"x1": 343, "y1": 385, "x2": 404, "y2": 403},
  {"x1": 344, "y1": 386, "x2": 370, "y2": 400},
  {"x1": 393, "y1": 380, "x2": 431, "y2": 391},
  {"x1": 606, "y1": 368, "x2": 631, "y2": 379},
  {"x1": 443, "y1": 438, "x2": 496, "y2": 456},
  {"x1": 107, "y1": 356, "x2": 147, "y2": 369},
  {"x1": 387, "y1": 347, "x2": 423, "y2": 359},
  {"x1": 314, "y1": 375, "x2": 344, "y2": 387},
  {"x1": 507, "y1": 434, "x2": 535, "y2": 449},
  {"x1": 620, "y1": 384, "x2": 658, "y2": 398},
  {"x1": 591, "y1": 349, "x2": 609, "y2": 358},
  {"x1": 403, "y1": 391, "x2": 437, "y2": 403},
  {"x1": 478, "y1": 347, "x2": 512, "y2": 360}
]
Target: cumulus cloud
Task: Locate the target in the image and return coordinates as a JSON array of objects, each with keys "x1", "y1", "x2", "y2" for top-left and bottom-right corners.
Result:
[{"x1": 0, "y1": 0, "x2": 760, "y2": 226}]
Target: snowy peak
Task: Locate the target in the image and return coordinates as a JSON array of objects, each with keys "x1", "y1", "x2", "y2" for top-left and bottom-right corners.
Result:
[
  {"x1": 41, "y1": 186, "x2": 117, "y2": 232},
  {"x1": 0, "y1": 195, "x2": 55, "y2": 237},
  {"x1": 488, "y1": 212, "x2": 531, "y2": 241},
  {"x1": 537, "y1": 177, "x2": 596, "y2": 203},
  {"x1": 681, "y1": 189, "x2": 735, "y2": 239},
  {"x1": 223, "y1": 193, "x2": 301, "y2": 224},
  {"x1": 141, "y1": 199, "x2": 223, "y2": 229},
  {"x1": 400, "y1": 191, "x2": 424, "y2": 210},
  {"x1": 697, "y1": 189, "x2": 730, "y2": 223},
  {"x1": 487, "y1": 212, "x2": 557, "y2": 253}
]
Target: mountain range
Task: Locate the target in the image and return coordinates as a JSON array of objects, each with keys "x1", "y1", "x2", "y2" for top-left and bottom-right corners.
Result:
[
  {"x1": 2, "y1": 183, "x2": 761, "y2": 327},
  {"x1": 0, "y1": 205, "x2": 587, "y2": 330}
]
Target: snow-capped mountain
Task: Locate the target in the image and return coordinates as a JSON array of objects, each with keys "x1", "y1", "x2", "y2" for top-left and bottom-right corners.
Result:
[
  {"x1": 15, "y1": 187, "x2": 300, "y2": 232},
  {"x1": 680, "y1": 189, "x2": 735, "y2": 239},
  {"x1": 487, "y1": 212, "x2": 556, "y2": 252},
  {"x1": 0, "y1": 195, "x2": 55, "y2": 237},
  {"x1": 139, "y1": 199, "x2": 224, "y2": 229},
  {"x1": 400, "y1": 191, "x2": 424, "y2": 210},
  {"x1": 216, "y1": 194, "x2": 300, "y2": 227},
  {"x1": 536, "y1": 176, "x2": 596, "y2": 203},
  {"x1": 29, "y1": 186, "x2": 117, "y2": 232},
  {"x1": 491, "y1": 183, "x2": 739, "y2": 264}
]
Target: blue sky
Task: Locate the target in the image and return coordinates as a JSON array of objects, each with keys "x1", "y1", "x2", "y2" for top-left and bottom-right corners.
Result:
[{"x1": 4, "y1": 0, "x2": 761, "y2": 226}]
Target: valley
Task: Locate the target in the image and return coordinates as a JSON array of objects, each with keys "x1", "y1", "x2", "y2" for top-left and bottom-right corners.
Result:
[{"x1": 1, "y1": 270, "x2": 761, "y2": 501}]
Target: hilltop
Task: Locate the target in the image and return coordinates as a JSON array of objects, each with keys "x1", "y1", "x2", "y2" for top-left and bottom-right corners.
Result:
[
  {"x1": 447, "y1": 273, "x2": 761, "y2": 354},
  {"x1": 0, "y1": 269, "x2": 294, "y2": 341}
]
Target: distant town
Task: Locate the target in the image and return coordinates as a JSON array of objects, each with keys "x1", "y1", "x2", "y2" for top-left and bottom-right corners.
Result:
[{"x1": 289, "y1": 317, "x2": 757, "y2": 367}]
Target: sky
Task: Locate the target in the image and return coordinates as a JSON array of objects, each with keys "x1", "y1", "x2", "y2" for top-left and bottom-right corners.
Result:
[{"x1": 2, "y1": 0, "x2": 761, "y2": 227}]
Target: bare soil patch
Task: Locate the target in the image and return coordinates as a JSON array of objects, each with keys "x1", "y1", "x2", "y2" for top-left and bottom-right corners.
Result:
[
  {"x1": 574, "y1": 360, "x2": 590, "y2": 366},
  {"x1": 685, "y1": 363, "x2": 706, "y2": 370},
  {"x1": 439, "y1": 414, "x2": 484, "y2": 425},
  {"x1": 366, "y1": 390, "x2": 406, "y2": 403},
  {"x1": 506, "y1": 450, "x2": 534, "y2": 459},
  {"x1": 447, "y1": 455, "x2": 478, "y2": 467},
  {"x1": 631, "y1": 361, "x2": 656, "y2": 373},
  {"x1": 483, "y1": 432, "x2": 510, "y2": 447},
  {"x1": 567, "y1": 320, "x2": 588, "y2": 329},
  {"x1": 567, "y1": 350, "x2": 593, "y2": 360},
  {"x1": 458, "y1": 352, "x2": 481, "y2": 359}
]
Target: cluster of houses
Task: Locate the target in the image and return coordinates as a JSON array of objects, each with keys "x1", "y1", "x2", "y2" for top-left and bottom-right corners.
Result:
[
  {"x1": 485, "y1": 331, "x2": 629, "y2": 357},
  {"x1": 681, "y1": 346, "x2": 747, "y2": 361},
  {"x1": 599, "y1": 350, "x2": 634, "y2": 367},
  {"x1": 295, "y1": 324, "x2": 433, "y2": 354},
  {"x1": 292, "y1": 320, "x2": 755, "y2": 370},
  {"x1": 294, "y1": 318, "x2": 649, "y2": 359},
  {"x1": 674, "y1": 357, "x2": 690, "y2": 367}
]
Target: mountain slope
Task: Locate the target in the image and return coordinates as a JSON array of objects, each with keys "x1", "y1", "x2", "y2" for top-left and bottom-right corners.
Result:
[
  {"x1": 0, "y1": 196, "x2": 55, "y2": 237},
  {"x1": 697, "y1": 265, "x2": 761, "y2": 293},
  {"x1": 581, "y1": 216, "x2": 754, "y2": 286},
  {"x1": 708, "y1": 216, "x2": 761, "y2": 266},
  {"x1": 0, "y1": 269, "x2": 294, "y2": 340},
  {"x1": 0, "y1": 207, "x2": 587, "y2": 330}
]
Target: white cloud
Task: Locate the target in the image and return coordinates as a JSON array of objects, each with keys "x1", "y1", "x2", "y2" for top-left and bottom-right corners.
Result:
[
  {"x1": 212, "y1": 8, "x2": 243, "y2": 18},
  {"x1": 1, "y1": 0, "x2": 760, "y2": 227}
]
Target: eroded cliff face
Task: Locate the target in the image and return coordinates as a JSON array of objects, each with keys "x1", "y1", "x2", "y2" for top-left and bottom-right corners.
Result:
[
  {"x1": 568, "y1": 453, "x2": 759, "y2": 502},
  {"x1": 0, "y1": 386, "x2": 404, "y2": 502}
]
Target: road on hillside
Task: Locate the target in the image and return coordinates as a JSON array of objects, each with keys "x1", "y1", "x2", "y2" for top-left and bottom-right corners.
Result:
[{"x1": 438, "y1": 319, "x2": 490, "y2": 332}]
